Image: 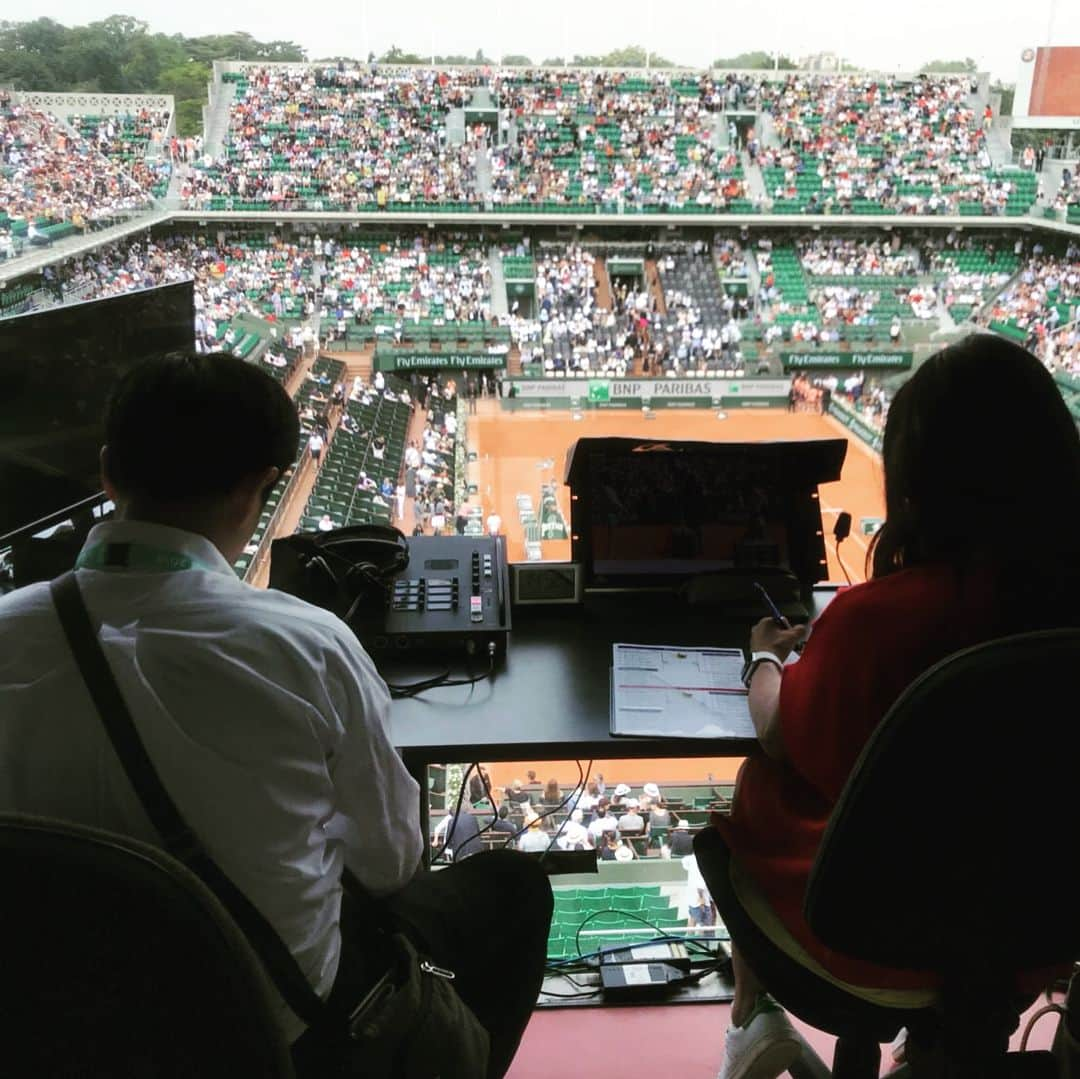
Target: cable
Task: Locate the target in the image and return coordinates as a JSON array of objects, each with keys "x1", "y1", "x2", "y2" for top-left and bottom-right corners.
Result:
[
  {"x1": 430, "y1": 762, "x2": 477, "y2": 867},
  {"x1": 835, "y1": 538, "x2": 852, "y2": 585},
  {"x1": 572, "y1": 909, "x2": 730, "y2": 963},
  {"x1": 537, "y1": 985, "x2": 602, "y2": 1000},
  {"x1": 385, "y1": 645, "x2": 495, "y2": 699}
]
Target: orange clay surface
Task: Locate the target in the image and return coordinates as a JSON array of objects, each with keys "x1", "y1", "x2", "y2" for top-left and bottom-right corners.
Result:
[{"x1": 462, "y1": 404, "x2": 886, "y2": 788}]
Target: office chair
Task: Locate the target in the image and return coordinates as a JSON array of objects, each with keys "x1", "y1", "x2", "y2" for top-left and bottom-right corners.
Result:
[
  {"x1": 0, "y1": 813, "x2": 294, "y2": 1078},
  {"x1": 700, "y1": 628, "x2": 1080, "y2": 1079}
]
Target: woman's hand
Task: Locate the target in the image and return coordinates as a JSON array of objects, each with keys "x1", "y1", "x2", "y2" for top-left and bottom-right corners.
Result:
[{"x1": 749, "y1": 617, "x2": 808, "y2": 663}]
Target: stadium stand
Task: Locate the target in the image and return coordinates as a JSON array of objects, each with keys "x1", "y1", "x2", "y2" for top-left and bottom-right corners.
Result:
[
  {"x1": 757, "y1": 74, "x2": 1038, "y2": 216},
  {"x1": 756, "y1": 240, "x2": 820, "y2": 344},
  {"x1": 986, "y1": 250, "x2": 1080, "y2": 361},
  {"x1": 0, "y1": 97, "x2": 154, "y2": 248},
  {"x1": 181, "y1": 66, "x2": 481, "y2": 212},
  {"x1": 928, "y1": 238, "x2": 1020, "y2": 323},
  {"x1": 489, "y1": 70, "x2": 749, "y2": 213},
  {"x1": 407, "y1": 387, "x2": 459, "y2": 536},
  {"x1": 298, "y1": 373, "x2": 410, "y2": 533},
  {"x1": 71, "y1": 110, "x2": 172, "y2": 198},
  {"x1": 655, "y1": 246, "x2": 751, "y2": 374},
  {"x1": 799, "y1": 236, "x2": 933, "y2": 341}
]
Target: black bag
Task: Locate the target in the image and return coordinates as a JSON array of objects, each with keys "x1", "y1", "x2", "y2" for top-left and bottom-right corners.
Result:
[
  {"x1": 320, "y1": 933, "x2": 490, "y2": 1078},
  {"x1": 50, "y1": 570, "x2": 490, "y2": 1079}
]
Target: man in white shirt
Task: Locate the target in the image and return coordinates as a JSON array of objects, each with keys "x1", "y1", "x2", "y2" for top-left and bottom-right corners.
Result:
[
  {"x1": 486, "y1": 510, "x2": 502, "y2": 536},
  {"x1": 587, "y1": 805, "x2": 619, "y2": 843},
  {"x1": 0, "y1": 351, "x2": 550, "y2": 1079}
]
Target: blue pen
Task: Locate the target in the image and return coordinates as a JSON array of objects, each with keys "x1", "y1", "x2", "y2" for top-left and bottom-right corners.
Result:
[{"x1": 753, "y1": 581, "x2": 791, "y2": 628}]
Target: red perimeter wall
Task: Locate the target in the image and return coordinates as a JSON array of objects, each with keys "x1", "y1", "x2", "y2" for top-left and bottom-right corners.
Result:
[{"x1": 1029, "y1": 47, "x2": 1080, "y2": 117}]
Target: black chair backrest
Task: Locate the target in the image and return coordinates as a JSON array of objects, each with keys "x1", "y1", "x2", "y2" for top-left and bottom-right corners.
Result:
[
  {"x1": 805, "y1": 629, "x2": 1080, "y2": 977},
  {"x1": 1, "y1": 813, "x2": 294, "y2": 1078}
]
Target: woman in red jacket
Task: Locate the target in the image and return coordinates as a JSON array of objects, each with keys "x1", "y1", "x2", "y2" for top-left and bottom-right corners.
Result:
[{"x1": 703, "y1": 334, "x2": 1080, "y2": 1079}]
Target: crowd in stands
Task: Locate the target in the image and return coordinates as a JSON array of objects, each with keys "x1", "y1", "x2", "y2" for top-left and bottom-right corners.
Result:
[
  {"x1": 510, "y1": 240, "x2": 755, "y2": 376},
  {"x1": 4, "y1": 66, "x2": 1067, "y2": 228},
  {"x1": 404, "y1": 380, "x2": 460, "y2": 536},
  {"x1": 925, "y1": 232, "x2": 1019, "y2": 322},
  {"x1": 37, "y1": 233, "x2": 317, "y2": 352},
  {"x1": 181, "y1": 66, "x2": 479, "y2": 210},
  {"x1": 987, "y1": 245, "x2": 1080, "y2": 371},
  {"x1": 435, "y1": 771, "x2": 724, "y2": 862},
  {"x1": 654, "y1": 245, "x2": 751, "y2": 373},
  {"x1": 338, "y1": 240, "x2": 491, "y2": 328},
  {"x1": 489, "y1": 70, "x2": 747, "y2": 211},
  {"x1": 1, "y1": 96, "x2": 155, "y2": 248},
  {"x1": 1048, "y1": 165, "x2": 1079, "y2": 218},
  {"x1": 32, "y1": 229, "x2": 497, "y2": 368},
  {"x1": 756, "y1": 74, "x2": 1033, "y2": 215},
  {"x1": 71, "y1": 109, "x2": 172, "y2": 198},
  {"x1": 799, "y1": 236, "x2": 919, "y2": 277},
  {"x1": 515, "y1": 246, "x2": 614, "y2": 374}
]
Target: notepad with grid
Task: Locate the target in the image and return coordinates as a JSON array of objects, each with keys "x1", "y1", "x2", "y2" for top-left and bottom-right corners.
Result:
[{"x1": 609, "y1": 643, "x2": 756, "y2": 740}]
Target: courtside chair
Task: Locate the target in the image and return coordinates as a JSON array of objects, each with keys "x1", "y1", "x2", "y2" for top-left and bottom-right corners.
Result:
[
  {"x1": 697, "y1": 628, "x2": 1080, "y2": 1079},
  {"x1": 1, "y1": 813, "x2": 294, "y2": 1078}
]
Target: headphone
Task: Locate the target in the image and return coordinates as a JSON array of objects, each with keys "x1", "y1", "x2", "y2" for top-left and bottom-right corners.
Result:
[{"x1": 269, "y1": 524, "x2": 410, "y2": 624}]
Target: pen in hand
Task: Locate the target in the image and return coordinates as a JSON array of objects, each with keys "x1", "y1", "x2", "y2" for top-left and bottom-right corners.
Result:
[{"x1": 753, "y1": 581, "x2": 790, "y2": 628}]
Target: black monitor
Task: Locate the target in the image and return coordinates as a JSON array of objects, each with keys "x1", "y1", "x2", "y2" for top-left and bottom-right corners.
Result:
[
  {"x1": 0, "y1": 282, "x2": 195, "y2": 538},
  {"x1": 564, "y1": 436, "x2": 847, "y2": 592}
]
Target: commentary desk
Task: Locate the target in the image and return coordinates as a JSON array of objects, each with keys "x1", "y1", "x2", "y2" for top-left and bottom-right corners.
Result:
[{"x1": 385, "y1": 586, "x2": 839, "y2": 845}]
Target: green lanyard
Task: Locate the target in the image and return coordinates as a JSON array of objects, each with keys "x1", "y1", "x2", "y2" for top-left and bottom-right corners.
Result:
[{"x1": 75, "y1": 542, "x2": 215, "y2": 574}]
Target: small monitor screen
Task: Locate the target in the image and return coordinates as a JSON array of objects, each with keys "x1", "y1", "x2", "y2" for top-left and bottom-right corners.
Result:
[
  {"x1": 587, "y1": 448, "x2": 790, "y2": 576},
  {"x1": 0, "y1": 282, "x2": 195, "y2": 537}
]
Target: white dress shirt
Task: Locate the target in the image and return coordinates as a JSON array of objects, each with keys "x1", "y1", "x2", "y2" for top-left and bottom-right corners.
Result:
[{"x1": 0, "y1": 520, "x2": 422, "y2": 1038}]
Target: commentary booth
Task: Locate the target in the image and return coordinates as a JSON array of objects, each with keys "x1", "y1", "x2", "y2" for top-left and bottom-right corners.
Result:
[{"x1": 377, "y1": 434, "x2": 848, "y2": 846}]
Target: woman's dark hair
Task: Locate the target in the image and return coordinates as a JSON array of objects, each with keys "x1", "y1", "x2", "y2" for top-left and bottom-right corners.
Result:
[
  {"x1": 544, "y1": 778, "x2": 560, "y2": 803},
  {"x1": 104, "y1": 351, "x2": 299, "y2": 502},
  {"x1": 869, "y1": 334, "x2": 1080, "y2": 582}
]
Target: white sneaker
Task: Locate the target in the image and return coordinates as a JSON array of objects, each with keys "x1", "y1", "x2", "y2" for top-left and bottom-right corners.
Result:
[{"x1": 718, "y1": 1002, "x2": 801, "y2": 1079}]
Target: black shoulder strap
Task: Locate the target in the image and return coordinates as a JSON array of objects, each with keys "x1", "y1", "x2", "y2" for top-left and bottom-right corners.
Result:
[{"x1": 49, "y1": 570, "x2": 332, "y2": 1028}]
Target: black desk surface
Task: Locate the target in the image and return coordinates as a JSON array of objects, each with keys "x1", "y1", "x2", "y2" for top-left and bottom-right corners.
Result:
[{"x1": 385, "y1": 586, "x2": 839, "y2": 766}]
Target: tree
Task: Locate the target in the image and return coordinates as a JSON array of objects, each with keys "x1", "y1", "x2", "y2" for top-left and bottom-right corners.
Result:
[
  {"x1": 175, "y1": 98, "x2": 204, "y2": 137},
  {"x1": 541, "y1": 57, "x2": 565, "y2": 67},
  {"x1": 157, "y1": 61, "x2": 212, "y2": 105},
  {"x1": 992, "y1": 80, "x2": 1015, "y2": 117},
  {"x1": 379, "y1": 45, "x2": 426, "y2": 64},
  {"x1": 713, "y1": 50, "x2": 796, "y2": 69},
  {"x1": 567, "y1": 46, "x2": 675, "y2": 68},
  {"x1": 0, "y1": 16, "x2": 307, "y2": 138},
  {"x1": 920, "y1": 57, "x2": 977, "y2": 73},
  {"x1": 501, "y1": 54, "x2": 533, "y2": 67}
]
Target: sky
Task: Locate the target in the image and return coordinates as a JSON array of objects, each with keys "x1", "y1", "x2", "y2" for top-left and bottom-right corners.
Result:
[{"x1": 27, "y1": 0, "x2": 1080, "y2": 82}]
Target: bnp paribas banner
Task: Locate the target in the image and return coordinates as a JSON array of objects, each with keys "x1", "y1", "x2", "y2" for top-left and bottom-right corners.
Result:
[
  {"x1": 782, "y1": 350, "x2": 913, "y2": 370},
  {"x1": 506, "y1": 377, "x2": 792, "y2": 410}
]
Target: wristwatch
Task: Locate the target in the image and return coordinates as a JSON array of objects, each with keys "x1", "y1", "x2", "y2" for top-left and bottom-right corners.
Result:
[{"x1": 741, "y1": 650, "x2": 784, "y2": 689}]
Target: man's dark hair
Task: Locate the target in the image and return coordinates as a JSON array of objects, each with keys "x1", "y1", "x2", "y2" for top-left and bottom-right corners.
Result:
[
  {"x1": 498, "y1": 804, "x2": 510, "y2": 820},
  {"x1": 104, "y1": 351, "x2": 299, "y2": 502}
]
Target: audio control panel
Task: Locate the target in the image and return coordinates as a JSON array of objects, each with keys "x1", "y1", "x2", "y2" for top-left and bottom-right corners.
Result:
[{"x1": 368, "y1": 535, "x2": 511, "y2": 655}]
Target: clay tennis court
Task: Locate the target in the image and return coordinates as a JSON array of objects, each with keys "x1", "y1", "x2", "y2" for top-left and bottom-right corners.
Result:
[
  {"x1": 464, "y1": 402, "x2": 885, "y2": 788},
  {"x1": 467, "y1": 403, "x2": 885, "y2": 584}
]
